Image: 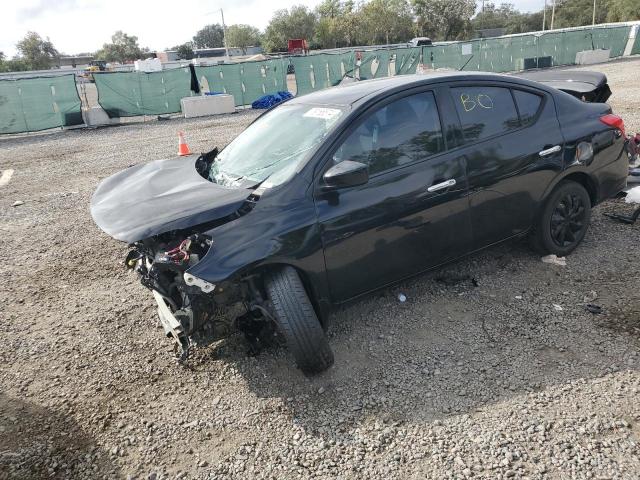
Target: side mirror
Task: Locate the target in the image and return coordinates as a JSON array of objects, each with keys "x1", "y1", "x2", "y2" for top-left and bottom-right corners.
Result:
[{"x1": 323, "y1": 160, "x2": 369, "y2": 190}]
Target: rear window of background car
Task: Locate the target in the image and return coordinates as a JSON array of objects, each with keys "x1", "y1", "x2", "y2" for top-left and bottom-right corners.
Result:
[
  {"x1": 333, "y1": 91, "x2": 444, "y2": 176},
  {"x1": 451, "y1": 86, "x2": 520, "y2": 142},
  {"x1": 513, "y1": 90, "x2": 542, "y2": 126}
]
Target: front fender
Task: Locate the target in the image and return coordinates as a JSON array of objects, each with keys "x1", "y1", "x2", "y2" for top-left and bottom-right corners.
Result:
[{"x1": 185, "y1": 195, "x2": 330, "y2": 309}]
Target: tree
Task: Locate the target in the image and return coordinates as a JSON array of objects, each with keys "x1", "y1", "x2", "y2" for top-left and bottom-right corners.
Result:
[
  {"x1": 95, "y1": 31, "x2": 145, "y2": 63},
  {"x1": 315, "y1": 0, "x2": 364, "y2": 48},
  {"x1": 360, "y1": 0, "x2": 415, "y2": 45},
  {"x1": 472, "y1": 3, "x2": 519, "y2": 31},
  {"x1": 412, "y1": 0, "x2": 476, "y2": 40},
  {"x1": 504, "y1": 11, "x2": 545, "y2": 34},
  {"x1": 607, "y1": 0, "x2": 640, "y2": 22},
  {"x1": 336, "y1": 1, "x2": 362, "y2": 47},
  {"x1": 192, "y1": 24, "x2": 225, "y2": 49},
  {"x1": 225, "y1": 24, "x2": 262, "y2": 54},
  {"x1": 550, "y1": 0, "x2": 639, "y2": 27},
  {"x1": 317, "y1": 0, "x2": 342, "y2": 18},
  {"x1": 315, "y1": 0, "x2": 344, "y2": 48},
  {"x1": 263, "y1": 5, "x2": 318, "y2": 52},
  {"x1": 173, "y1": 42, "x2": 194, "y2": 60},
  {"x1": 552, "y1": 0, "x2": 609, "y2": 28},
  {"x1": 15, "y1": 32, "x2": 59, "y2": 70}
]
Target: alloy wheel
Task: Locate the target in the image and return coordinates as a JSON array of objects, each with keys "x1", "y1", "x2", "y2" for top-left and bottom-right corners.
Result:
[{"x1": 550, "y1": 193, "x2": 587, "y2": 248}]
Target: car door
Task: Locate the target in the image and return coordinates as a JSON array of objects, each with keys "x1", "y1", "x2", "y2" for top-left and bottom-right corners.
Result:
[
  {"x1": 313, "y1": 89, "x2": 473, "y2": 303},
  {"x1": 447, "y1": 82, "x2": 565, "y2": 249}
]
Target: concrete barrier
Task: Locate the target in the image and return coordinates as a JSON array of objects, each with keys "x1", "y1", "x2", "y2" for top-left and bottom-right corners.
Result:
[
  {"x1": 83, "y1": 106, "x2": 119, "y2": 126},
  {"x1": 180, "y1": 95, "x2": 236, "y2": 118},
  {"x1": 575, "y1": 49, "x2": 611, "y2": 65}
]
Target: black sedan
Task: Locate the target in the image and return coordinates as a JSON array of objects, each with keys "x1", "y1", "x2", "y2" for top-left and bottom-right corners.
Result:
[{"x1": 91, "y1": 72, "x2": 629, "y2": 373}]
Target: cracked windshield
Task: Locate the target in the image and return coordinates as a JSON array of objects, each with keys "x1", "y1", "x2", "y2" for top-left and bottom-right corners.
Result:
[{"x1": 209, "y1": 104, "x2": 346, "y2": 188}]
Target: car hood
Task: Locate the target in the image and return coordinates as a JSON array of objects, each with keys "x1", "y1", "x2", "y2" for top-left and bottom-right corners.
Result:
[{"x1": 91, "y1": 155, "x2": 250, "y2": 243}]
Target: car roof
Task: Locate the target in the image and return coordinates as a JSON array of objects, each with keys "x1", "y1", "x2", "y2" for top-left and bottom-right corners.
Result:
[{"x1": 288, "y1": 71, "x2": 542, "y2": 107}]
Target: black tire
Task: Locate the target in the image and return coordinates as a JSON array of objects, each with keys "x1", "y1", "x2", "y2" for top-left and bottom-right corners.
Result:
[
  {"x1": 531, "y1": 180, "x2": 592, "y2": 256},
  {"x1": 265, "y1": 266, "x2": 334, "y2": 374}
]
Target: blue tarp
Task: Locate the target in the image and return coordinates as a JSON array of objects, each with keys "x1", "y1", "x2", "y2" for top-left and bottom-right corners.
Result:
[{"x1": 251, "y1": 91, "x2": 293, "y2": 109}]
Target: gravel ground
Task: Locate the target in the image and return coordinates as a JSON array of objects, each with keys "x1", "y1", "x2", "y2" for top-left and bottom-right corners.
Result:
[{"x1": 1, "y1": 57, "x2": 640, "y2": 480}]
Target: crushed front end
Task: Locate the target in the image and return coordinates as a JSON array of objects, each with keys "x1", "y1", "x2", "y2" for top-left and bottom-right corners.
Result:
[{"x1": 126, "y1": 232, "x2": 241, "y2": 361}]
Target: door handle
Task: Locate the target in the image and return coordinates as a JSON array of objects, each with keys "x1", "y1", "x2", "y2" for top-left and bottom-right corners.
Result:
[
  {"x1": 539, "y1": 145, "x2": 561, "y2": 157},
  {"x1": 427, "y1": 178, "x2": 456, "y2": 192}
]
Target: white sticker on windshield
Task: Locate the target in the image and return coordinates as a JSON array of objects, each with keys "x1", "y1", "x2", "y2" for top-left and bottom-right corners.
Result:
[{"x1": 303, "y1": 107, "x2": 341, "y2": 120}]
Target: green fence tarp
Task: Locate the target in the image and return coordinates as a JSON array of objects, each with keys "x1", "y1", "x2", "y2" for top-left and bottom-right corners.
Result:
[
  {"x1": 94, "y1": 68, "x2": 193, "y2": 117},
  {"x1": 196, "y1": 63, "x2": 245, "y2": 107},
  {"x1": 391, "y1": 47, "x2": 422, "y2": 75},
  {"x1": 196, "y1": 63, "x2": 244, "y2": 106},
  {"x1": 291, "y1": 52, "x2": 355, "y2": 96},
  {"x1": 633, "y1": 32, "x2": 640, "y2": 55},
  {"x1": 589, "y1": 25, "x2": 631, "y2": 57},
  {"x1": 240, "y1": 58, "x2": 288, "y2": 105},
  {"x1": 197, "y1": 58, "x2": 288, "y2": 106},
  {"x1": 0, "y1": 74, "x2": 82, "y2": 134},
  {"x1": 423, "y1": 42, "x2": 469, "y2": 70},
  {"x1": 293, "y1": 25, "x2": 633, "y2": 97},
  {"x1": 421, "y1": 25, "x2": 632, "y2": 74},
  {"x1": 503, "y1": 35, "x2": 539, "y2": 70},
  {"x1": 359, "y1": 49, "x2": 391, "y2": 80}
]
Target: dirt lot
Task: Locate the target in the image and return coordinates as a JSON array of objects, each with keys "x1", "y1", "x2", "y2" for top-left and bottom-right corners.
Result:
[{"x1": 2, "y1": 58, "x2": 640, "y2": 480}]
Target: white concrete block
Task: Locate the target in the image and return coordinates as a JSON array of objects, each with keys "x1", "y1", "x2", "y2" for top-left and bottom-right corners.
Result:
[
  {"x1": 575, "y1": 49, "x2": 610, "y2": 65},
  {"x1": 83, "y1": 106, "x2": 118, "y2": 126},
  {"x1": 180, "y1": 94, "x2": 236, "y2": 118},
  {"x1": 134, "y1": 58, "x2": 162, "y2": 72}
]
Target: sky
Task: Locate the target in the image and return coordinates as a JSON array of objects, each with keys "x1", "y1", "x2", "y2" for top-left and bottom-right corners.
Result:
[{"x1": 0, "y1": 0, "x2": 546, "y2": 57}]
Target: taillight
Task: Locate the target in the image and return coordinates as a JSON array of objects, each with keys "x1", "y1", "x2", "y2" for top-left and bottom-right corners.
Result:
[{"x1": 600, "y1": 114, "x2": 626, "y2": 137}]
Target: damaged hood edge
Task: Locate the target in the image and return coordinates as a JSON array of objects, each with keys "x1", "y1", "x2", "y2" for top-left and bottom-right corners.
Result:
[{"x1": 90, "y1": 156, "x2": 251, "y2": 243}]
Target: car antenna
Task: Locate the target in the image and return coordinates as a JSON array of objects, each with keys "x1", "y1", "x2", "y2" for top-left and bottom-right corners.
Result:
[{"x1": 459, "y1": 55, "x2": 474, "y2": 71}]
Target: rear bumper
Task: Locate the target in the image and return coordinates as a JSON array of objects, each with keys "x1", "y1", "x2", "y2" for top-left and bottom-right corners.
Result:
[{"x1": 593, "y1": 141, "x2": 629, "y2": 203}]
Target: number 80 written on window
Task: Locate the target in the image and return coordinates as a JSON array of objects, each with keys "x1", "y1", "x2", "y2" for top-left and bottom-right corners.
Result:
[{"x1": 459, "y1": 93, "x2": 494, "y2": 112}]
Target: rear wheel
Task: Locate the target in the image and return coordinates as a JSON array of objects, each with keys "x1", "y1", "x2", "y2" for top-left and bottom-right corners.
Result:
[
  {"x1": 265, "y1": 266, "x2": 334, "y2": 374},
  {"x1": 532, "y1": 180, "x2": 591, "y2": 256}
]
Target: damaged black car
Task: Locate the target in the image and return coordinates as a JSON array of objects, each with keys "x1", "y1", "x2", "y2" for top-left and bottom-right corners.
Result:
[{"x1": 92, "y1": 72, "x2": 629, "y2": 373}]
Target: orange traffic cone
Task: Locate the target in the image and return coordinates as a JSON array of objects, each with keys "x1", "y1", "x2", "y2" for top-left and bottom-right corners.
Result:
[{"x1": 177, "y1": 131, "x2": 192, "y2": 156}]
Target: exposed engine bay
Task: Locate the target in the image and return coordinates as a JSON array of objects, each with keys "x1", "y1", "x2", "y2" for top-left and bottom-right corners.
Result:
[
  {"x1": 89, "y1": 145, "x2": 283, "y2": 362},
  {"x1": 124, "y1": 226, "x2": 280, "y2": 362},
  {"x1": 126, "y1": 233, "x2": 217, "y2": 360}
]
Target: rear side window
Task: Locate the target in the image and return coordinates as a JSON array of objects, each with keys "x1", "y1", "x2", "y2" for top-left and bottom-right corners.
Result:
[
  {"x1": 333, "y1": 91, "x2": 444, "y2": 176},
  {"x1": 513, "y1": 90, "x2": 542, "y2": 126},
  {"x1": 451, "y1": 86, "x2": 520, "y2": 142}
]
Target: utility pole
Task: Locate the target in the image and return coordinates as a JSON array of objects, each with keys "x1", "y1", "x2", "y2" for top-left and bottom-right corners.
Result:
[
  {"x1": 220, "y1": 8, "x2": 229, "y2": 61},
  {"x1": 542, "y1": 0, "x2": 547, "y2": 30},
  {"x1": 592, "y1": 0, "x2": 596, "y2": 25},
  {"x1": 550, "y1": 0, "x2": 556, "y2": 31}
]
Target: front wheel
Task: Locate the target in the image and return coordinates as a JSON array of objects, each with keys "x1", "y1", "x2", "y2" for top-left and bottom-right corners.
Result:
[
  {"x1": 265, "y1": 266, "x2": 334, "y2": 374},
  {"x1": 531, "y1": 180, "x2": 592, "y2": 256}
]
